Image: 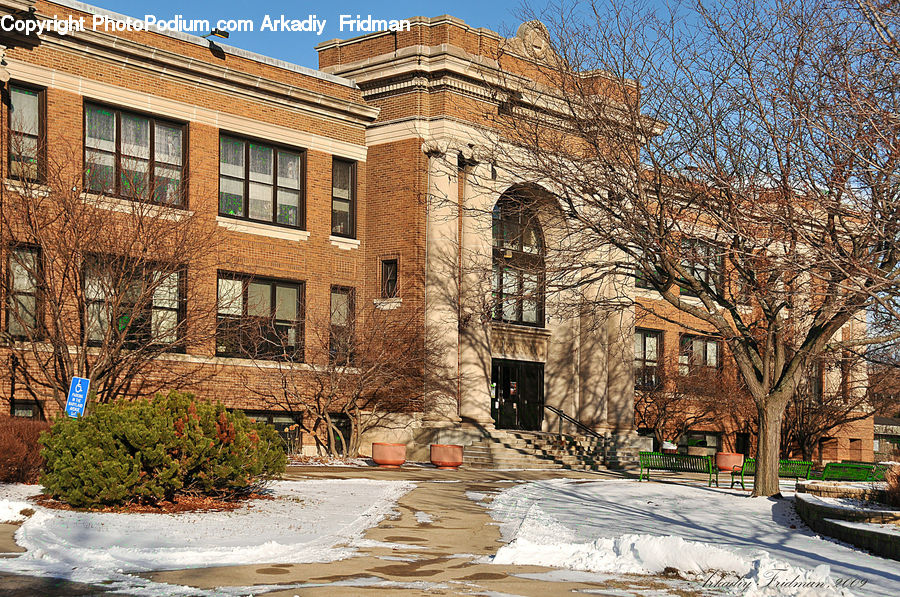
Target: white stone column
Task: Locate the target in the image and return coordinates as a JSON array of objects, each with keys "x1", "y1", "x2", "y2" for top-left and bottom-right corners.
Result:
[
  {"x1": 458, "y1": 161, "x2": 495, "y2": 426},
  {"x1": 423, "y1": 149, "x2": 462, "y2": 425}
]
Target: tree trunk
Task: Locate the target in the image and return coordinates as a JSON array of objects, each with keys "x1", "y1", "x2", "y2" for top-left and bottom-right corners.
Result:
[{"x1": 754, "y1": 400, "x2": 789, "y2": 497}]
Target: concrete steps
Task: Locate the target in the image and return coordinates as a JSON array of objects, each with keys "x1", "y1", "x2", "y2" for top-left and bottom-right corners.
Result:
[{"x1": 462, "y1": 429, "x2": 609, "y2": 471}]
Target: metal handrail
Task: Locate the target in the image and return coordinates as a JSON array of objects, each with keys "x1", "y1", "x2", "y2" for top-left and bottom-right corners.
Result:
[{"x1": 543, "y1": 403, "x2": 604, "y2": 440}]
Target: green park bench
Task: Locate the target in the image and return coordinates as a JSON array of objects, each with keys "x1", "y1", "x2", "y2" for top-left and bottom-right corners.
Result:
[
  {"x1": 730, "y1": 458, "x2": 812, "y2": 490},
  {"x1": 808, "y1": 462, "x2": 879, "y2": 482},
  {"x1": 638, "y1": 451, "x2": 718, "y2": 487},
  {"x1": 869, "y1": 463, "x2": 892, "y2": 482}
]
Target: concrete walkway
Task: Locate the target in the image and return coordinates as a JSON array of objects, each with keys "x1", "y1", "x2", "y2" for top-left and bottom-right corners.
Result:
[
  {"x1": 2, "y1": 467, "x2": 704, "y2": 596},
  {"x1": 146, "y1": 467, "x2": 696, "y2": 596}
]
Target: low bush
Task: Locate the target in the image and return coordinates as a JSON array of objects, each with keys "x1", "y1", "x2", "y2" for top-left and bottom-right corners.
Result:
[
  {"x1": 0, "y1": 416, "x2": 50, "y2": 483},
  {"x1": 39, "y1": 392, "x2": 286, "y2": 508}
]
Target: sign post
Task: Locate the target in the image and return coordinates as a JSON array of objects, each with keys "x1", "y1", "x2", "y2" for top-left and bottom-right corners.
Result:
[{"x1": 65, "y1": 376, "x2": 90, "y2": 418}]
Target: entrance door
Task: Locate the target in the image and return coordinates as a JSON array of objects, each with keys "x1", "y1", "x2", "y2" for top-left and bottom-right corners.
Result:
[{"x1": 491, "y1": 359, "x2": 544, "y2": 430}]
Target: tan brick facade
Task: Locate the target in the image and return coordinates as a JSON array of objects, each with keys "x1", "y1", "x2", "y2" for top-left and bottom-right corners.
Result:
[{"x1": 0, "y1": 2, "x2": 874, "y2": 461}]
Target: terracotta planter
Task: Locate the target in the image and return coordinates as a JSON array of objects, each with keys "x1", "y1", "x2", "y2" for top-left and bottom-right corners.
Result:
[
  {"x1": 716, "y1": 452, "x2": 744, "y2": 472},
  {"x1": 662, "y1": 448, "x2": 678, "y2": 454},
  {"x1": 371, "y1": 442, "x2": 406, "y2": 468},
  {"x1": 430, "y1": 444, "x2": 464, "y2": 470}
]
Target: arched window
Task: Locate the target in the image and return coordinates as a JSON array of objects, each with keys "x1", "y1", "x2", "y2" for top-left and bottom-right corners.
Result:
[{"x1": 492, "y1": 193, "x2": 545, "y2": 326}]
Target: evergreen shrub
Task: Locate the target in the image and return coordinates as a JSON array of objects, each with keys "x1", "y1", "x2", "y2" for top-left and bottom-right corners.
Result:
[{"x1": 39, "y1": 391, "x2": 286, "y2": 507}]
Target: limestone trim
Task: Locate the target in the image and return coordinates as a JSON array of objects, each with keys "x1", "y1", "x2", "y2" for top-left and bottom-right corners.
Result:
[
  {"x1": 4, "y1": 179, "x2": 51, "y2": 198},
  {"x1": 490, "y1": 322, "x2": 552, "y2": 363},
  {"x1": 374, "y1": 298, "x2": 402, "y2": 310},
  {"x1": 81, "y1": 193, "x2": 193, "y2": 221},
  {"x1": 7, "y1": 61, "x2": 370, "y2": 162},
  {"x1": 35, "y1": 35, "x2": 377, "y2": 127},
  {"x1": 329, "y1": 235, "x2": 361, "y2": 250},
  {"x1": 316, "y1": 15, "x2": 502, "y2": 52},
  {"x1": 45, "y1": 0, "x2": 359, "y2": 89},
  {"x1": 216, "y1": 217, "x2": 311, "y2": 242},
  {"x1": 154, "y1": 352, "x2": 315, "y2": 371},
  {"x1": 367, "y1": 117, "x2": 497, "y2": 149}
]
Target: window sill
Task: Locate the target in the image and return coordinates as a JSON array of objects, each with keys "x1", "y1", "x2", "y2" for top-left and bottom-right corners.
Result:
[
  {"x1": 491, "y1": 321, "x2": 551, "y2": 336},
  {"x1": 330, "y1": 235, "x2": 360, "y2": 250},
  {"x1": 81, "y1": 193, "x2": 192, "y2": 221},
  {"x1": 374, "y1": 297, "x2": 402, "y2": 310},
  {"x1": 157, "y1": 352, "x2": 314, "y2": 370},
  {"x1": 4, "y1": 179, "x2": 51, "y2": 198},
  {"x1": 216, "y1": 217, "x2": 310, "y2": 241}
]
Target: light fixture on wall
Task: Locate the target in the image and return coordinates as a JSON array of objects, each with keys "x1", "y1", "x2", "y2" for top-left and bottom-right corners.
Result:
[{"x1": 201, "y1": 28, "x2": 230, "y2": 39}]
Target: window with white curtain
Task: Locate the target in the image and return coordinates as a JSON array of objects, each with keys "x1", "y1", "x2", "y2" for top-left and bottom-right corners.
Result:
[
  {"x1": 83, "y1": 257, "x2": 184, "y2": 347},
  {"x1": 331, "y1": 159, "x2": 355, "y2": 238},
  {"x1": 8, "y1": 85, "x2": 43, "y2": 180},
  {"x1": 6, "y1": 247, "x2": 40, "y2": 337},
  {"x1": 216, "y1": 273, "x2": 304, "y2": 358},
  {"x1": 219, "y1": 136, "x2": 304, "y2": 228},
  {"x1": 84, "y1": 104, "x2": 184, "y2": 204}
]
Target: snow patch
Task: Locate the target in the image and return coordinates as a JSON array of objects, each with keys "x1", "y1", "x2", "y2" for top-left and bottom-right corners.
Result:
[
  {"x1": 484, "y1": 479, "x2": 895, "y2": 596},
  {"x1": 0, "y1": 501, "x2": 34, "y2": 523},
  {"x1": 0, "y1": 479, "x2": 414, "y2": 596},
  {"x1": 414, "y1": 511, "x2": 433, "y2": 524}
]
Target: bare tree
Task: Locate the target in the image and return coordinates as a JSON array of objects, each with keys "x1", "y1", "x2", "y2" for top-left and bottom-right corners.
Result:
[
  {"x1": 457, "y1": 0, "x2": 900, "y2": 495},
  {"x1": 1, "y1": 132, "x2": 220, "y2": 411},
  {"x1": 781, "y1": 352, "x2": 873, "y2": 461},
  {"x1": 634, "y1": 351, "x2": 720, "y2": 448},
  {"x1": 236, "y1": 290, "x2": 435, "y2": 457}
]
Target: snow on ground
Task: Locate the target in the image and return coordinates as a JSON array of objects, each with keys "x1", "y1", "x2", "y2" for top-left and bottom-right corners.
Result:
[
  {"x1": 0, "y1": 479, "x2": 413, "y2": 596},
  {"x1": 414, "y1": 511, "x2": 433, "y2": 524},
  {"x1": 796, "y1": 493, "x2": 900, "y2": 512},
  {"x1": 826, "y1": 518, "x2": 900, "y2": 538},
  {"x1": 0, "y1": 484, "x2": 41, "y2": 525},
  {"x1": 483, "y1": 479, "x2": 898, "y2": 596}
]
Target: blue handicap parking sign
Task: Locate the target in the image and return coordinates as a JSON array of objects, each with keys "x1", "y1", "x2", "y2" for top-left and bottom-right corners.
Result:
[{"x1": 65, "y1": 376, "x2": 90, "y2": 418}]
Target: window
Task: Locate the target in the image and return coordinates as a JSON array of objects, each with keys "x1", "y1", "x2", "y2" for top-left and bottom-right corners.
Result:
[
  {"x1": 219, "y1": 136, "x2": 304, "y2": 228},
  {"x1": 809, "y1": 359, "x2": 824, "y2": 402},
  {"x1": 849, "y1": 438, "x2": 862, "y2": 461},
  {"x1": 491, "y1": 196, "x2": 544, "y2": 326},
  {"x1": 680, "y1": 240, "x2": 723, "y2": 296},
  {"x1": 216, "y1": 274, "x2": 303, "y2": 358},
  {"x1": 634, "y1": 329, "x2": 662, "y2": 390},
  {"x1": 11, "y1": 399, "x2": 40, "y2": 419},
  {"x1": 679, "y1": 335, "x2": 720, "y2": 375},
  {"x1": 381, "y1": 259, "x2": 398, "y2": 298},
  {"x1": 8, "y1": 85, "x2": 43, "y2": 180},
  {"x1": 84, "y1": 258, "x2": 184, "y2": 347},
  {"x1": 84, "y1": 104, "x2": 184, "y2": 204},
  {"x1": 331, "y1": 159, "x2": 356, "y2": 238},
  {"x1": 6, "y1": 247, "x2": 40, "y2": 337},
  {"x1": 330, "y1": 286, "x2": 354, "y2": 363}
]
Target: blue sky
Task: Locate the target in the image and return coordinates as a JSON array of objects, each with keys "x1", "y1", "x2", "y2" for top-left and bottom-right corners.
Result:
[{"x1": 90, "y1": 0, "x2": 531, "y2": 68}]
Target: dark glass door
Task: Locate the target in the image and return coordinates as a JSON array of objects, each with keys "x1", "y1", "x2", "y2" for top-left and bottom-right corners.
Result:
[{"x1": 491, "y1": 359, "x2": 544, "y2": 430}]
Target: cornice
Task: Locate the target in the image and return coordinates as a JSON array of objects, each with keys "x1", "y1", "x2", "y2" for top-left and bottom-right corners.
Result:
[
  {"x1": 38, "y1": 32, "x2": 379, "y2": 126},
  {"x1": 4, "y1": 1, "x2": 379, "y2": 125}
]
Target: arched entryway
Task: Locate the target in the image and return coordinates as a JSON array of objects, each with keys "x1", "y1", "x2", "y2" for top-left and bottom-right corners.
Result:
[{"x1": 490, "y1": 186, "x2": 548, "y2": 430}]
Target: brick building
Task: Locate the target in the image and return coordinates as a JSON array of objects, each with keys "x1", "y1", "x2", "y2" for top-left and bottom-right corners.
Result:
[{"x1": 0, "y1": 0, "x2": 874, "y2": 462}]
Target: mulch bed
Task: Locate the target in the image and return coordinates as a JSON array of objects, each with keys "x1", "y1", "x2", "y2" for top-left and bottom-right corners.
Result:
[{"x1": 31, "y1": 491, "x2": 273, "y2": 514}]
